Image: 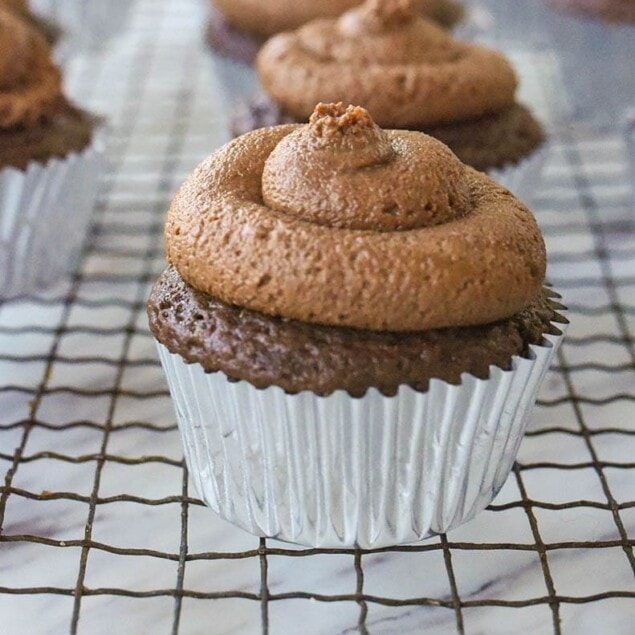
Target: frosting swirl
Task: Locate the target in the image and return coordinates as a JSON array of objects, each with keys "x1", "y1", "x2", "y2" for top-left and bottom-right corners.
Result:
[
  {"x1": 257, "y1": 0, "x2": 517, "y2": 127},
  {"x1": 262, "y1": 103, "x2": 470, "y2": 230},
  {"x1": 166, "y1": 104, "x2": 545, "y2": 332},
  {"x1": 212, "y1": 0, "x2": 464, "y2": 37},
  {"x1": 0, "y1": 9, "x2": 64, "y2": 129}
]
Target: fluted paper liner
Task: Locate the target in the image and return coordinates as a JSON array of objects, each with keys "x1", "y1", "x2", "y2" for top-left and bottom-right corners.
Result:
[
  {"x1": 0, "y1": 129, "x2": 105, "y2": 298},
  {"x1": 156, "y1": 322, "x2": 566, "y2": 549}
]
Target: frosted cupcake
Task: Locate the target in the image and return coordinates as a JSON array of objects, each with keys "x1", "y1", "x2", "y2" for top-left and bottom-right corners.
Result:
[
  {"x1": 0, "y1": 10, "x2": 105, "y2": 297},
  {"x1": 235, "y1": 0, "x2": 546, "y2": 200},
  {"x1": 148, "y1": 102, "x2": 567, "y2": 548},
  {"x1": 207, "y1": 0, "x2": 465, "y2": 63}
]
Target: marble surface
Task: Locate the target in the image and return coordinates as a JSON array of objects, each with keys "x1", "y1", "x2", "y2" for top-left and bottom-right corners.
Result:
[{"x1": 0, "y1": 1, "x2": 634, "y2": 633}]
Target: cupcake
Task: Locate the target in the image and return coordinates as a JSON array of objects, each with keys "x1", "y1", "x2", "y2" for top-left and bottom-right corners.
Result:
[
  {"x1": 207, "y1": 0, "x2": 465, "y2": 63},
  {"x1": 148, "y1": 102, "x2": 567, "y2": 548},
  {"x1": 542, "y1": 0, "x2": 635, "y2": 128},
  {"x1": 0, "y1": 10, "x2": 105, "y2": 297},
  {"x1": 235, "y1": 0, "x2": 546, "y2": 200},
  {"x1": 0, "y1": 0, "x2": 60, "y2": 43}
]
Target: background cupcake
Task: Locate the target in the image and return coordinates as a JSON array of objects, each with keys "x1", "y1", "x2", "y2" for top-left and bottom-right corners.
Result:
[
  {"x1": 148, "y1": 103, "x2": 567, "y2": 549},
  {"x1": 0, "y1": 9, "x2": 105, "y2": 297},
  {"x1": 207, "y1": 0, "x2": 465, "y2": 63},
  {"x1": 235, "y1": 0, "x2": 547, "y2": 201}
]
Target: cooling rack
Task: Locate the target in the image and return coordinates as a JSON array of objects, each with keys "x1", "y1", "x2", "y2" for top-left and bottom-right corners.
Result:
[{"x1": 0, "y1": 1, "x2": 633, "y2": 633}]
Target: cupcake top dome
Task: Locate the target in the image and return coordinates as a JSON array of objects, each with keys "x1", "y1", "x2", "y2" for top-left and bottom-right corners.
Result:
[
  {"x1": 0, "y1": 9, "x2": 63, "y2": 128},
  {"x1": 212, "y1": 0, "x2": 464, "y2": 38},
  {"x1": 166, "y1": 103, "x2": 546, "y2": 332},
  {"x1": 256, "y1": 0, "x2": 517, "y2": 128}
]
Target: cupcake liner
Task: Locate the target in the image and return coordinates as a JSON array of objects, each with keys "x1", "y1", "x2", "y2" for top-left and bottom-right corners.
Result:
[
  {"x1": 488, "y1": 145, "x2": 548, "y2": 207},
  {"x1": 0, "y1": 127, "x2": 106, "y2": 299},
  {"x1": 156, "y1": 317, "x2": 566, "y2": 549},
  {"x1": 543, "y1": 10, "x2": 635, "y2": 129},
  {"x1": 31, "y1": 0, "x2": 135, "y2": 50}
]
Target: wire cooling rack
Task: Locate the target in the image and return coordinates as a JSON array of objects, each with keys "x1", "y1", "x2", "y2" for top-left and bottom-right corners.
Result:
[{"x1": 0, "y1": 1, "x2": 634, "y2": 633}]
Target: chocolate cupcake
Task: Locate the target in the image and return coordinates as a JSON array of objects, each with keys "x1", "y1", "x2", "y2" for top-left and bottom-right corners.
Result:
[
  {"x1": 0, "y1": 10, "x2": 105, "y2": 297},
  {"x1": 149, "y1": 103, "x2": 567, "y2": 548},
  {"x1": 207, "y1": 0, "x2": 465, "y2": 63},
  {"x1": 235, "y1": 0, "x2": 546, "y2": 200}
]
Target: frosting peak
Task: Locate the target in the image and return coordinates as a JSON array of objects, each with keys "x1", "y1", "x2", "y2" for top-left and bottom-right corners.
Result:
[
  {"x1": 0, "y1": 9, "x2": 64, "y2": 129},
  {"x1": 305, "y1": 102, "x2": 394, "y2": 165},
  {"x1": 262, "y1": 103, "x2": 471, "y2": 231},
  {"x1": 343, "y1": 0, "x2": 416, "y2": 32},
  {"x1": 309, "y1": 102, "x2": 381, "y2": 140}
]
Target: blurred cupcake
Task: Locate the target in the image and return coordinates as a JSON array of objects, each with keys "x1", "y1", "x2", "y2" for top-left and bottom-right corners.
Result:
[
  {"x1": 0, "y1": 9, "x2": 105, "y2": 297},
  {"x1": 543, "y1": 0, "x2": 634, "y2": 128},
  {"x1": 148, "y1": 102, "x2": 567, "y2": 548},
  {"x1": 207, "y1": 0, "x2": 465, "y2": 63},
  {"x1": 235, "y1": 0, "x2": 546, "y2": 200},
  {"x1": 0, "y1": 0, "x2": 61, "y2": 43}
]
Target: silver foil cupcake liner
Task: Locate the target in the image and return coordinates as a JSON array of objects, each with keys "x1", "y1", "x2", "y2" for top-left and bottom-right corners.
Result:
[
  {"x1": 0, "y1": 129, "x2": 106, "y2": 299},
  {"x1": 488, "y1": 145, "x2": 548, "y2": 208},
  {"x1": 156, "y1": 319, "x2": 566, "y2": 549}
]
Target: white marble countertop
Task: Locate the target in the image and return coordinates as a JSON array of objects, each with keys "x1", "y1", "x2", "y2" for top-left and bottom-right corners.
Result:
[{"x1": 0, "y1": 1, "x2": 633, "y2": 633}]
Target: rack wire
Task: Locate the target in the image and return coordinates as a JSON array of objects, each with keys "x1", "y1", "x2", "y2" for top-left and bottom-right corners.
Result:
[{"x1": 0, "y1": 1, "x2": 633, "y2": 633}]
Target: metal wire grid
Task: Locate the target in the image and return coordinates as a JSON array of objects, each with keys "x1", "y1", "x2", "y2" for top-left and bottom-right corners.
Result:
[{"x1": 0, "y1": 1, "x2": 634, "y2": 633}]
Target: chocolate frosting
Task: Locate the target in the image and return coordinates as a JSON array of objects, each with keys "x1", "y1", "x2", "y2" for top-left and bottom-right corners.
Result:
[
  {"x1": 0, "y1": 9, "x2": 63, "y2": 129},
  {"x1": 165, "y1": 103, "x2": 546, "y2": 332},
  {"x1": 212, "y1": 0, "x2": 464, "y2": 38},
  {"x1": 256, "y1": 0, "x2": 517, "y2": 128}
]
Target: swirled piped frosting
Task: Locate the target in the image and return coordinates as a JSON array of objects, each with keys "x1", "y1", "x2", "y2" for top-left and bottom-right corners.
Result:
[
  {"x1": 0, "y1": 9, "x2": 64, "y2": 129},
  {"x1": 257, "y1": 0, "x2": 517, "y2": 127},
  {"x1": 212, "y1": 0, "x2": 463, "y2": 38},
  {"x1": 166, "y1": 103, "x2": 546, "y2": 332}
]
